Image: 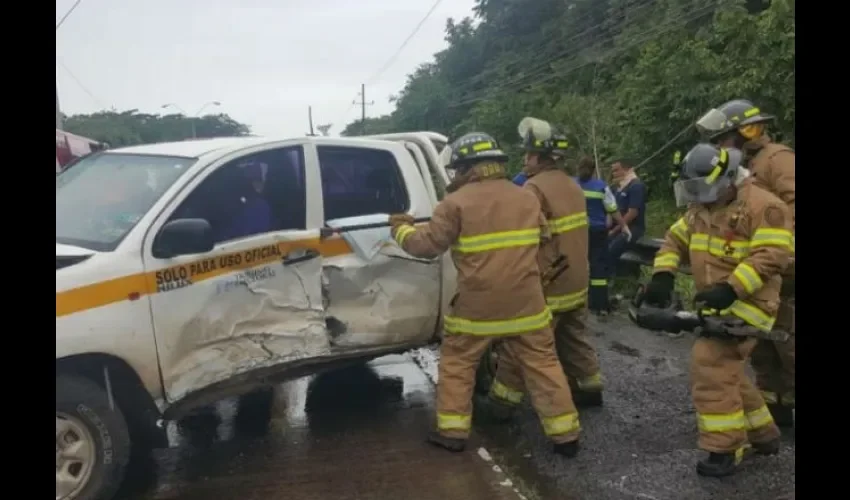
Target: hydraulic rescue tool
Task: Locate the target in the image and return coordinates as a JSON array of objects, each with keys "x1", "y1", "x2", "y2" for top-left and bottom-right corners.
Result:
[
  {"x1": 628, "y1": 284, "x2": 790, "y2": 342},
  {"x1": 320, "y1": 217, "x2": 432, "y2": 239}
]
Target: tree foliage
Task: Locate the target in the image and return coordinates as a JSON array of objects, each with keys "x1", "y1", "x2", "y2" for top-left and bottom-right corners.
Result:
[
  {"x1": 343, "y1": 0, "x2": 794, "y2": 194},
  {"x1": 63, "y1": 110, "x2": 252, "y2": 147}
]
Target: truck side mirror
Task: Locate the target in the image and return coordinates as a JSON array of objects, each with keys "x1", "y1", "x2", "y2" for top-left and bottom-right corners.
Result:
[{"x1": 153, "y1": 218, "x2": 214, "y2": 258}]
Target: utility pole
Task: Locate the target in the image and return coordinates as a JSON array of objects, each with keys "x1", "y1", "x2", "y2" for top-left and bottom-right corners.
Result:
[
  {"x1": 56, "y1": 84, "x2": 63, "y2": 130},
  {"x1": 307, "y1": 106, "x2": 316, "y2": 136},
  {"x1": 353, "y1": 83, "x2": 374, "y2": 136}
]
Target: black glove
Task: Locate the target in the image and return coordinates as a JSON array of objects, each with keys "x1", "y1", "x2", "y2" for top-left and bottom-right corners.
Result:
[
  {"x1": 643, "y1": 272, "x2": 674, "y2": 306},
  {"x1": 694, "y1": 283, "x2": 738, "y2": 310}
]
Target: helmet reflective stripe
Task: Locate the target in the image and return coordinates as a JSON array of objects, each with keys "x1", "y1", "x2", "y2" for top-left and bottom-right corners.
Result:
[
  {"x1": 447, "y1": 132, "x2": 508, "y2": 169},
  {"x1": 704, "y1": 149, "x2": 729, "y2": 185},
  {"x1": 674, "y1": 144, "x2": 742, "y2": 207},
  {"x1": 696, "y1": 99, "x2": 774, "y2": 140}
]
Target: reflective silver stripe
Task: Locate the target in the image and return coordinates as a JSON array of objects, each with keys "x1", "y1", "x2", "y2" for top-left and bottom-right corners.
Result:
[
  {"x1": 541, "y1": 412, "x2": 580, "y2": 436},
  {"x1": 732, "y1": 262, "x2": 763, "y2": 294},
  {"x1": 549, "y1": 213, "x2": 588, "y2": 234},
  {"x1": 546, "y1": 288, "x2": 587, "y2": 313},
  {"x1": 453, "y1": 228, "x2": 541, "y2": 254},
  {"x1": 444, "y1": 308, "x2": 553, "y2": 336},
  {"x1": 436, "y1": 413, "x2": 471, "y2": 431},
  {"x1": 490, "y1": 380, "x2": 523, "y2": 405},
  {"x1": 745, "y1": 405, "x2": 774, "y2": 430},
  {"x1": 697, "y1": 410, "x2": 747, "y2": 432}
]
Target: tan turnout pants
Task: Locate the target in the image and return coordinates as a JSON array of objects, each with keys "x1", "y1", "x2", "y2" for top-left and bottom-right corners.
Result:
[
  {"x1": 750, "y1": 293, "x2": 795, "y2": 408},
  {"x1": 691, "y1": 337, "x2": 781, "y2": 453},
  {"x1": 493, "y1": 309, "x2": 603, "y2": 397},
  {"x1": 436, "y1": 328, "x2": 580, "y2": 444}
]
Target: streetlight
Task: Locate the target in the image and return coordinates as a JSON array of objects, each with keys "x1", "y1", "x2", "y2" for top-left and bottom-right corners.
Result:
[{"x1": 160, "y1": 101, "x2": 221, "y2": 139}]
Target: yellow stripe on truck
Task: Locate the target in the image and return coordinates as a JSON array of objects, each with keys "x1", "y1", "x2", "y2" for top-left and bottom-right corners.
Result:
[{"x1": 56, "y1": 237, "x2": 354, "y2": 318}]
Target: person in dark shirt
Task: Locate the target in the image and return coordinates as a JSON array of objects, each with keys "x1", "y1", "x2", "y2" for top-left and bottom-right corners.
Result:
[
  {"x1": 607, "y1": 158, "x2": 647, "y2": 272},
  {"x1": 215, "y1": 161, "x2": 273, "y2": 242}
]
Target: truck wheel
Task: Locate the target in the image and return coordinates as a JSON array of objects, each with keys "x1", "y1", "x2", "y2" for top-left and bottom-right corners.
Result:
[
  {"x1": 56, "y1": 375, "x2": 131, "y2": 500},
  {"x1": 474, "y1": 344, "x2": 499, "y2": 395}
]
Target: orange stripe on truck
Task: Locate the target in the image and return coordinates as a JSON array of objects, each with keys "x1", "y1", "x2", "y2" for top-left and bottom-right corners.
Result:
[{"x1": 56, "y1": 237, "x2": 354, "y2": 318}]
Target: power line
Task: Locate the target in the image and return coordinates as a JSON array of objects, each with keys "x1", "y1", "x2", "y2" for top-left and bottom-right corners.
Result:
[
  {"x1": 447, "y1": 0, "x2": 658, "y2": 95},
  {"x1": 56, "y1": 58, "x2": 106, "y2": 109},
  {"x1": 446, "y1": 2, "x2": 717, "y2": 108},
  {"x1": 56, "y1": 0, "x2": 85, "y2": 31},
  {"x1": 448, "y1": 0, "x2": 712, "y2": 105},
  {"x1": 365, "y1": 0, "x2": 445, "y2": 86},
  {"x1": 334, "y1": 0, "x2": 445, "y2": 129}
]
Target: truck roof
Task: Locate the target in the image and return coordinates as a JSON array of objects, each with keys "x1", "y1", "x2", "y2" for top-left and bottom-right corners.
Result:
[
  {"x1": 106, "y1": 136, "x2": 290, "y2": 158},
  {"x1": 104, "y1": 132, "x2": 450, "y2": 159}
]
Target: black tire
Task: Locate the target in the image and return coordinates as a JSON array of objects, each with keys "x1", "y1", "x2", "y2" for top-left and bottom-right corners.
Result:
[
  {"x1": 474, "y1": 343, "x2": 498, "y2": 395},
  {"x1": 56, "y1": 374, "x2": 131, "y2": 500}
]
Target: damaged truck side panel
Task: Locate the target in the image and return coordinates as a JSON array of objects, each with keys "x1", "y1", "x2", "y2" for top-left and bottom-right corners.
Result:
[{"x1": 139, "y1": 137, "x2": 451, "y2": 406}]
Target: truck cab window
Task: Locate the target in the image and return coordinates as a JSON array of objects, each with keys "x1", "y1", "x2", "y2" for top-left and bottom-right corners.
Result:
[
  {"x1": 317, "y1": 146, "x2": 409, "y2": 220},
  {"x1": 170, "y1": 146, "x2": 306, "y2": 244}
]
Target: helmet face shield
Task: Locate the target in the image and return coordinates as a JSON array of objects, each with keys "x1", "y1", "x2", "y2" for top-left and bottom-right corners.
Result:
[
  {"x1": 695, "y1": 108, "x2": 730, "y2": 138},
  {"x1": 673, "y1": 175, "x2": 732, "y2": 207}
]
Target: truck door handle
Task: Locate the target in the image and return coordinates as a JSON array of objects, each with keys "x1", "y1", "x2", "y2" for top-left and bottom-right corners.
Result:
[{"x1": 282, "y1": 248, "x2": 320, "y2": 266}]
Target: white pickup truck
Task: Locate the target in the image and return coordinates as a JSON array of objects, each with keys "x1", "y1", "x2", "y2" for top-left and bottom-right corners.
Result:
[{"x1": 56, "y1": 132, "x2": 459, "y2": 500}]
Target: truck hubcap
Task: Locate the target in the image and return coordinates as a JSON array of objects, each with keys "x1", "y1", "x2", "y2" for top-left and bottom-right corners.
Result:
[{"x1": 56, "y1": 413, "x2": 95, "y2": 500}]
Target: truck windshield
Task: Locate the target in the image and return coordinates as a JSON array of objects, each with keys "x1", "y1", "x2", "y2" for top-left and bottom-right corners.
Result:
[{"x1": 56, "y1": 153, "x2": 196, "y2": 252}]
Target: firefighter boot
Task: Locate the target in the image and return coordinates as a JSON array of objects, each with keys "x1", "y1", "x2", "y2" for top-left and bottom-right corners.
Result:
[
  {"x1": 573, "y1": 390, "x2": 603, "y2": 408},
  {"x1": 767, "y1": 404, "x2": 794, "y2": 428},
  {"x1": 696, "y1": 448, "x2": 745, "y2": 477},
  {"x1": 751, "y1": 438, "x2": 780, "y2": 455},
  {"x1": 426, "y1": 432, "x2": 466, "y2": 452},
  {"x1": 553, "y1": 440, "x2": 580, "y2": 458},
  {"x1": 473, "y1": 395, "x2": 515, "y2": 424}
]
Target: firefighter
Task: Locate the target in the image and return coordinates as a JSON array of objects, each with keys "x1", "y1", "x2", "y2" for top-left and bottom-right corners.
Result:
[
  {"x1": 389, "y1": 131, "x2": 581, "y2": 457},
  {"x1": 696, "y1": 99, "x2": 796, "y2": 427},
  {"x1": 644, "y1": 143, "x2": 791, "y2": 476},
  {"x1": 487, "y1": 118, "x2": 604, "y2": 412},
  {"x1": 576, "y1": 156, "x2": 628, "y2": 316}
]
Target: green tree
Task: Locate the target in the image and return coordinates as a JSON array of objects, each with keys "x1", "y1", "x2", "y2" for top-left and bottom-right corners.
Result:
[
  {"x1": 64, "y1": 109, "x2": 251, "y2": 147},
  {"x1": 343, "y1": 0, "x2": 795, "y2": 228}
]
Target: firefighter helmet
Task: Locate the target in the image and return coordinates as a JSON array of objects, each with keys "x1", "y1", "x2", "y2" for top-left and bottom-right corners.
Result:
[
  {"x1": 673, "y1": 143, "x2": 743, "y2": 207},
  {"x1": 695, "y1": 99, "x2": 775, "y2": 142},
  {"x1": 445, "y1": 132, "x2": 509, "y2": 170},
  {"x1": 517, "y1": 117, "x2": 569, "y2": 157}
]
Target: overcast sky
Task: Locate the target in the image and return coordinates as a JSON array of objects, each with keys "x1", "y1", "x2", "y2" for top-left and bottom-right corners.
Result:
[{"x1": 56, "y1": 0, "x2": 477, "y2": 136}]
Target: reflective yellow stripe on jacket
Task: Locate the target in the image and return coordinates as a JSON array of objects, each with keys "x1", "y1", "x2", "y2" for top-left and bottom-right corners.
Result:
[
  {"x1": 545, "y1": 212, "x2": 588, "y2": 312},
  {"x1": 444, "y1": 308, "x2": 553, "y2": 336},
  {"x1": 688, "y1": 228, "x2": 793, "y2": 261},
  {"x1": 453, "y1": 228, "x2": 542, "y2": 253},
  {"x1": 714, "y1": 301, "x2": 776, "y2": 332},
  {"x1": 394, "y1": 225, "x2": 417, "y2": 246},
  {"x1": 400, "y1": 225, "x2": 554, "y2": 336},
  {"x1": 549, "y1": 212, "x2": 588, "y2": 234},
  {"x1": 653, "y1": 219, "x2": 791, "y2": 332},
  {"x1": 547, "y1": 288, "x2": 587, "y2": 313}
]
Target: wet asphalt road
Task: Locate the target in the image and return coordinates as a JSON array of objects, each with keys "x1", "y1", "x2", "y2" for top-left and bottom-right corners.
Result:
[
  {"x1": 475, "y1": 313, "x2": 796, "y2": 500},
  {"x1": 124, "y1": 313, "x2": 794, "y2": 500},
  {"x1": 124, "y1": 355, "x2": 522, "y2": 500}
]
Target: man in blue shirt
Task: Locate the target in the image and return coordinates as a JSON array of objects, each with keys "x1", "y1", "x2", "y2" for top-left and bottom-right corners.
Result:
[
  {"x1": 575, "y1": 158, "x2": 628, "y2": 315},
  {"x1": 608, "y1": 158, "x2": 647, "y2": 273}
]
